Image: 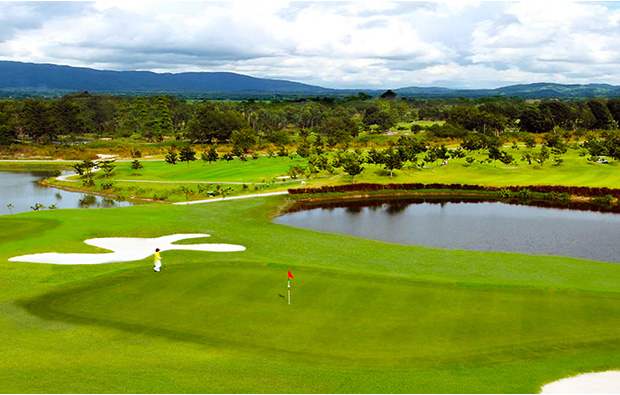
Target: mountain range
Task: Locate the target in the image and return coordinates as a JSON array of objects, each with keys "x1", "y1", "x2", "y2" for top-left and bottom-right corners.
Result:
[{"x1": 1, "y1": 60, "x2": 620, "y2": 99}]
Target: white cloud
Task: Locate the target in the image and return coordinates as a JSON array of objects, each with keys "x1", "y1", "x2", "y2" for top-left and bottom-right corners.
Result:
[{"x1": 2, "y1": 1, "x2": 620, "y2": 89}]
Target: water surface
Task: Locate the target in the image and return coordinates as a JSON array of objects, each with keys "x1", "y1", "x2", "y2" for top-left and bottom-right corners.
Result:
[
  {"x1": 274, "y1": 199, "x2": 620, "y2": 263},
  {"x1": 0, "y1": 170, "x2": 132, "y2": 215}
]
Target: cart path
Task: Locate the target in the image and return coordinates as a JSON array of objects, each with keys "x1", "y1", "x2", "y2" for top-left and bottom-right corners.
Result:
[{"x1": 173, "y1": 191, "x2": 289, "y2": 205}]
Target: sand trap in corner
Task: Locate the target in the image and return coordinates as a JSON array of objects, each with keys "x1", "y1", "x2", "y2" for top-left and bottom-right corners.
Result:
[
  {"x1": 9, "y1": 234, "x2": 245, "y2": 265},
  {"x1": 540, "y1": 371, "x2": 620, "y2": 394}
]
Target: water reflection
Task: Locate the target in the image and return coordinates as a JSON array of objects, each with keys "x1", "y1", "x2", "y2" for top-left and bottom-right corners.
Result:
[
  {"x1": 0, "y1": 170, "x2": 133, "y2": 215},
  {"x1": 274, "y1": 197, "x2": 620, "y2": 263},
  {"x1": 78, "y1": 195, "x2": 97, "y2": 208}
]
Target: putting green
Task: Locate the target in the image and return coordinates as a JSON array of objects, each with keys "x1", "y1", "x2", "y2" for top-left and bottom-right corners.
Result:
[{"x1": 23, "y1": 262, "x2": 620, "y2": 370}]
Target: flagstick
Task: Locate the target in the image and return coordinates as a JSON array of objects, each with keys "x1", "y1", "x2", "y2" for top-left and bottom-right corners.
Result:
[{"x1": 288, "y1": 279, "x2": 291, "y2": 305}]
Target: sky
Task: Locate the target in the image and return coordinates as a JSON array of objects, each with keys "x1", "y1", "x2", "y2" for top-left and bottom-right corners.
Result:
[{"x1": 2, "y1": 1, "x2": 620, "y2": 90}]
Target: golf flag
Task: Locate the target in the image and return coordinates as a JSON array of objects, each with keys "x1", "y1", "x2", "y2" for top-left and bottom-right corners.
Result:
[{"x1": 287, "y1": 270, "x2": 294, "y2": 305}]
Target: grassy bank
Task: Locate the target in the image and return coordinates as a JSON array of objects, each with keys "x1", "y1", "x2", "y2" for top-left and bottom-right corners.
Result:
[
  {"x1": 3, "y1": 196, "x2": 620, "y2": 393},
  {"x1": 12, "y1": 145, "x2": 618, "y2": 205}
]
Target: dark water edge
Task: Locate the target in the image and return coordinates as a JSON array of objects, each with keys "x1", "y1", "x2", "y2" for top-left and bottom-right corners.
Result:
[
  {"x1": 274, "y1": 196, "x2": 620, "y2": 263},
  {"x1": 284, "y1": 195, "x2": 620, "y2": 215}
]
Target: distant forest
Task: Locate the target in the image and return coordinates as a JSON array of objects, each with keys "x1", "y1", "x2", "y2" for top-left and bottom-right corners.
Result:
[{"x1": 2, "y1": 92, "x2": 620, "y2": 148}]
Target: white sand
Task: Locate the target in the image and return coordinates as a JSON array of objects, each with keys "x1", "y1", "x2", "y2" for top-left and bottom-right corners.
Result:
[
  {"x1": 9, "y1": 234, "x2": 245, "y2": 265},
  {"x1": 540, "y1": 371, "x2": 620, "y2": 394}
]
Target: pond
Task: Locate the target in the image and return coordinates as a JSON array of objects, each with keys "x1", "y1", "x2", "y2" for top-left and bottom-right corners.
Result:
[
  {"x1": 0, "y1": 170, "x2": 133, "y2": 216},
  {"x1": 273, "y1": 198, "x2": 620, "y2": 263}
]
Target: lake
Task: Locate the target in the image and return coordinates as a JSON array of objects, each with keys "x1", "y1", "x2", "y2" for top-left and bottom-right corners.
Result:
[
  {"x1": 273, "y1": 198, "x2": 620, "y2": 263},
  {"x1": 0, "y1": 170, "x2": 133, "y2": 216}
]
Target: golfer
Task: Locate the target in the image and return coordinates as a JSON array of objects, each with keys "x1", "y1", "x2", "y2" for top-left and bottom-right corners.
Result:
[{"x1": 154, "y1": 248, "x2": 162, "y2": 272}]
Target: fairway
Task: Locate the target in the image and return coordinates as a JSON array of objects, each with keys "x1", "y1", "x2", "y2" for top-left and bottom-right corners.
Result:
[
  {"x1": 4, "y1": 197, "x2": 620, "y2": 393},
  {"x1": 112, "y1": 156, "x2": 305, "y2": 183}
]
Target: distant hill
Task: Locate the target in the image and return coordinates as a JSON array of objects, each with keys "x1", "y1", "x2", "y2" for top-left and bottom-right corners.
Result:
[
  {"x1": 2, "y1": 60, "x2": 620, "y2": 99},
  {"x1": 0, "y1": 61, "x2": 334, "y2": 97},
  {"x1": 395, "y1": 83, "x2": 620, "y2": 99}
]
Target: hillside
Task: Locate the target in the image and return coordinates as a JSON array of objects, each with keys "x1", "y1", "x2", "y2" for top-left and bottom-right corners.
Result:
[
  {"x1": 395, "y1": 82, "x2": 620, "y2": 99},
  {"x1": 0, "y1": 61, "x2": 334, "y2": 96},
  {"x1": 3, "y1": 60, "x2": 620, "y2": 99}
]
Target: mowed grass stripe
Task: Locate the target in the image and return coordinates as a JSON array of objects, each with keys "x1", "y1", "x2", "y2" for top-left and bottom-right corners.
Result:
[{"x1": 23, "y1": 261, "x2": 620, "y2": 369}]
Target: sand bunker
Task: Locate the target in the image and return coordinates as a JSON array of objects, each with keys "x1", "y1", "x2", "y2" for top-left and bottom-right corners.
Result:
[
  {"x1": 540, "y1": 371, "x2": 620, "y2": 394},
  {"x1": 9, "y1": 234, "x2": 245, "y2": 265}
]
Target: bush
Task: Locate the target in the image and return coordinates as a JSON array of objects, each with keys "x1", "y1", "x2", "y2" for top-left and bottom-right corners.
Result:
[
  {"x1": 498, "y1": 189, "x2": 512, "y2": 199},
  {"x1": 591, "y1": 195, "x2": 614, "y2": 205},
  {"x1": 517, "y1": 188, "x2": 532, "y2": 200}
]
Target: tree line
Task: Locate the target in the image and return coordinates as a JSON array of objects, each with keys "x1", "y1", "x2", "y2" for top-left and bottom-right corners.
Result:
[{"x1": 3, "y1": 92, "x2": 620, "y2": 150}]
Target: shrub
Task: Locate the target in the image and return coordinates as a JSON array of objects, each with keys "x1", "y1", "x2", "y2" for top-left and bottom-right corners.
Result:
[
  {"x1": 517, "y1": 188, "x2": 532, "y2": 200},
  {"x1": 498, "y1": 189, "x2": 512, "y2": 199},
  {"x1": 592, "y1": 195, "x2": 614, "y2": 205}
]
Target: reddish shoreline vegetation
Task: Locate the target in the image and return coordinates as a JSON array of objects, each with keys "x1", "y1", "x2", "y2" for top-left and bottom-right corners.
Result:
[{"x1": 289, "y1": 182, "x2": 620, "y2": 197}]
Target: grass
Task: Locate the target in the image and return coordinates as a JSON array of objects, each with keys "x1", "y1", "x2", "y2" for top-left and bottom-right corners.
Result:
[
  {"x1": 43, "y1": 156, "x2": 306, "y2": 202},
  {"x1": 329, "y1": 148, "x2": 620, "y2": 189},
  {"x1": 113, "y1": 156, "x2": 306, "y2": 183},
  {"x1": 4, "y1": 197, "x2": 620, "y2": 392},
  {"x1": 7, "y1": 145, "x2": 620, "y2": 204}
]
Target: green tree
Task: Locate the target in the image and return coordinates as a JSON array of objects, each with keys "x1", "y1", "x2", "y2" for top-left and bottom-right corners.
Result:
[
  {"x1": 315, "y1": 116, "x2": 358, "y2": 147},
  {"x1": 131, "y1": 160, "x2": 143, "y2": 170},
  {"x1": 99, "y1": 159, "x2": 116, "y2": 178},
  {"x1": 154, "y1": 96, "x2": 174, "y2": 137},
  {"x1": 461, "y1": 135, "x2": 484, "y2": 152},
  {"x1": 72, "y1": 163, "x2": 85, "y2": 175},
  {"x1": 519, "y1": 107, "x2": 554, "y2": 134},
  {"x1": 230, "y1": 128, "x2": 258, "y2": 153},
  {"x1": 449, "y1": 147, "x2": 466, "y2": 160},
  {"x1": 587, "y1": 99, "x2": 616, "y2": 130},
  {"x1": 207, "y1": 145, "x2": 219, "y2": 164},
  {"x1": 296, "y1": 140, "x2": 311, "y2": 158},
  {"x1": 487, "y1": 146, "x2": 504, "y2": 166},
  {"x1": 179, "y1": 145, "x2": 197, "y2": 167},
  {"x1": 52, "y1": 99, "x2": 86, "y2": 136},
  {"x1": 287, "y1": 165, "x2": 304, "y2": 180},
  {"x1": 81, "y1": 159, "x2": 96, "y2": 176},
  {"x1": 185, "y1": 103, "x2": 249, "y2": 143},
  {"x1": 0, "y1": 124, "x2": 16, "y2": 145},
  {"x1": 382, "y1": 147, "x2": 403, "y2": 178},
  {"x1": 363, "y1": 106, "x2": 397, "y2": 132},
  {"x1": 21, "y1": 99, "x2": 56, "y2": 143},
  {"x1": 165, "y1": 148, "x2": 178, "y2": 165},
  {"x1": 396, "y1": 136, "x2": 427, "y2": 162},
  {"x1": 340, "y1": 152, "x2": 364, "y2": 183},
  {"x1": 523, "y1": 135, "x2": 537, "y2": 149},
  {"x1": 533, "y1": 145, "x2": 550, "y2": 166}
]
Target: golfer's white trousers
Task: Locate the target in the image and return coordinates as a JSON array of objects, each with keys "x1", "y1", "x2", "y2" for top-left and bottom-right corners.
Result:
[{"x1": 154, "y1": 260, "x2": 161, "y2": 271}]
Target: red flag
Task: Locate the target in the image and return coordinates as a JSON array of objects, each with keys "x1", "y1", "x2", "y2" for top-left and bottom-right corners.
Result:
[{"x1": 287, "y1": 270, "x2": 294, "y2": 279}]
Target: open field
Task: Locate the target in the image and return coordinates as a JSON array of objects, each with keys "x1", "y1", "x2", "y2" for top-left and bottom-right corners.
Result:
[
  {"x1": 3, "y1": 196, "x2": 620, "y2": 393},
  {"x1": 2, "y1": 146, "x2": 614, "y2": 204}
]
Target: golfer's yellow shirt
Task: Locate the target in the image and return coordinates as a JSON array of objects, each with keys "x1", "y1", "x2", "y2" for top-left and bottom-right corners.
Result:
[{"x1": 154, "y1": 251, "x2": 161, "y2": 263}]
